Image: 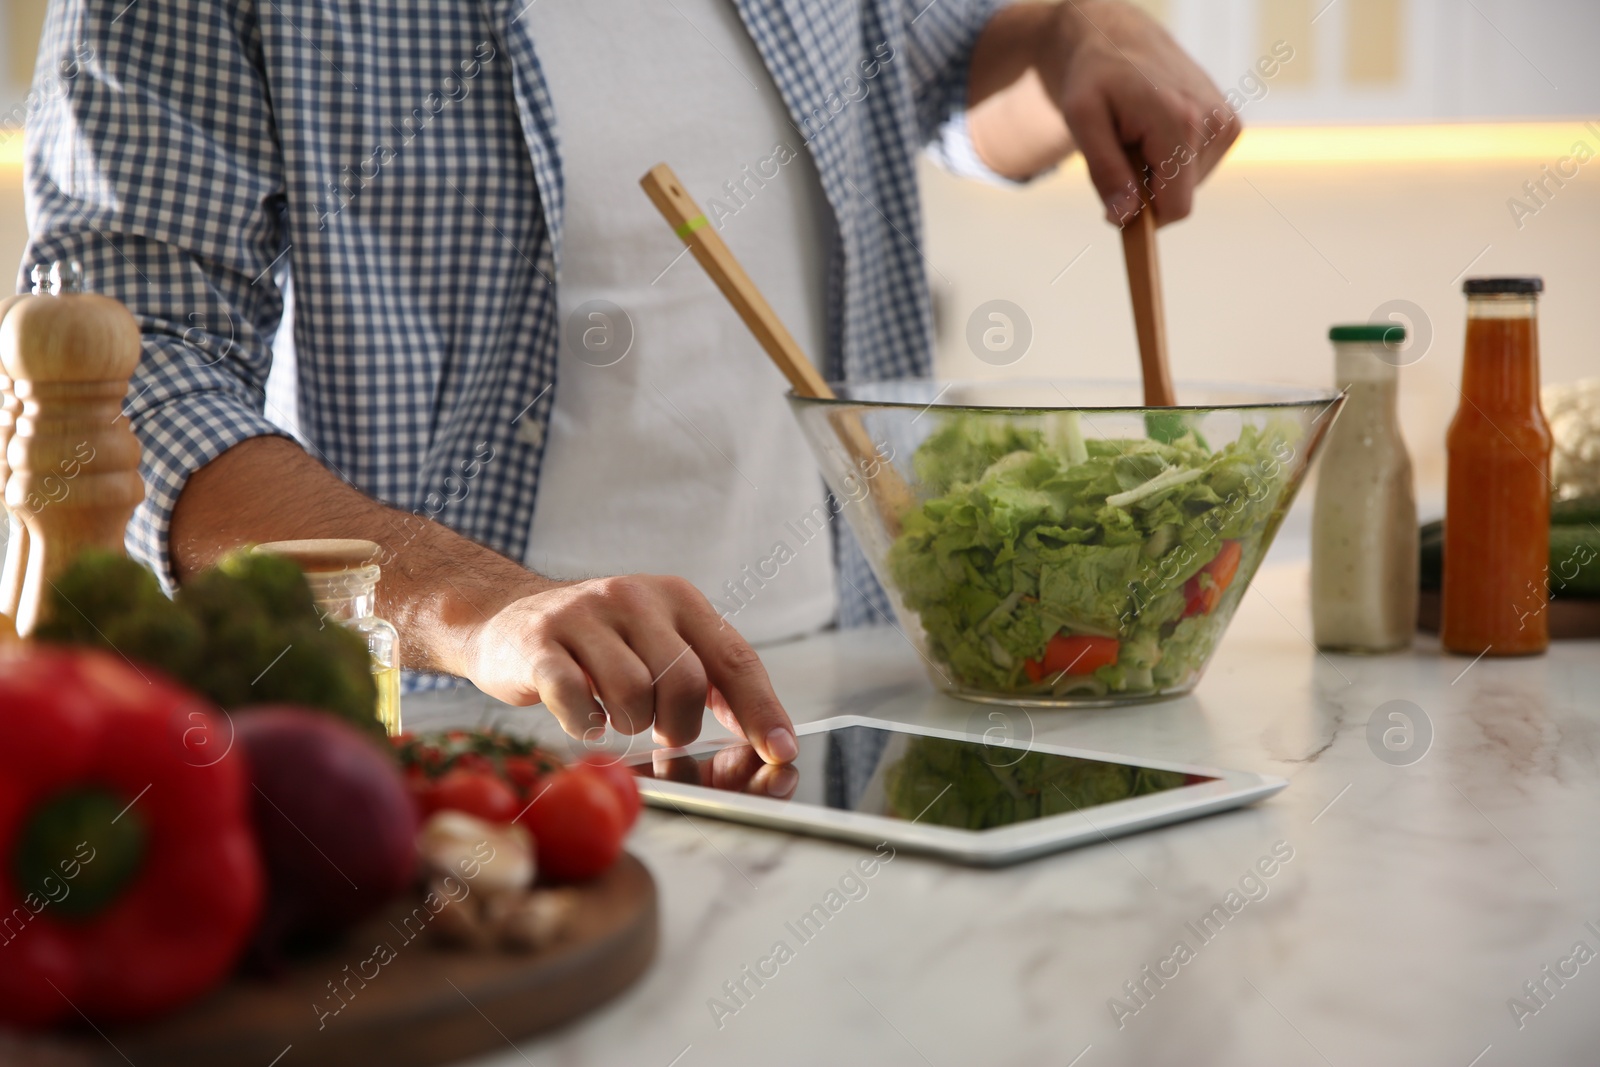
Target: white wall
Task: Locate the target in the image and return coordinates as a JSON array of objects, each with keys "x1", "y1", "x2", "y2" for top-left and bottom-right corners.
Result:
[{"x1": 1146, "y1": 0, "x2": 1600, "y2": 122}]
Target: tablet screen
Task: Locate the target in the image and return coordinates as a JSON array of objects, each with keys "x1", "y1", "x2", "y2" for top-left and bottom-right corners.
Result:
[{"x1": 631, "y1": 725, "x2": 1215, "y2": 832}]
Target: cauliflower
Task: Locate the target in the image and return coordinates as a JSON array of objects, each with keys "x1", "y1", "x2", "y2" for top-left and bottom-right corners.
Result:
[{"x1": 1544, "y1": 378, "x2": 1600, "y2": 501}]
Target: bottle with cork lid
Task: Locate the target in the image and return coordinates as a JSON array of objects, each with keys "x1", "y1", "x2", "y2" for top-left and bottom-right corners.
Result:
[{"x1": 255, "y1": 538, "x2": 401, "y2": 734}]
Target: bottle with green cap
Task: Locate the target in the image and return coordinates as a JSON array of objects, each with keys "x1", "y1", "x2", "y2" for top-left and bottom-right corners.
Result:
[{"x1": 1311, "y1": 323, "x2": 1418, "y2": 652}]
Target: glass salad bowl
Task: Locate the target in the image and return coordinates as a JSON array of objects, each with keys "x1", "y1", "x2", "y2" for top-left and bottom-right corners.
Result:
[{"x1": 789, "y1": 379, "x2": 1344, "y2": 707}]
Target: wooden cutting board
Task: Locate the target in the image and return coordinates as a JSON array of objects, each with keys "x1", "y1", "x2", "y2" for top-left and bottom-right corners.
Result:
[{"x1": 21, "y1": 854, "x2": 657, "y2": 1067}]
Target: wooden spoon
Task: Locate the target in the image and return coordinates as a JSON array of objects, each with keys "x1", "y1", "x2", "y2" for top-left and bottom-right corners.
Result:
[
  {"x1": 1118, "y1": 149, "x2": 1177, "y2": 407},
  {"x1": 639, "y1": 163, "x2": 915, "y2": 534}
]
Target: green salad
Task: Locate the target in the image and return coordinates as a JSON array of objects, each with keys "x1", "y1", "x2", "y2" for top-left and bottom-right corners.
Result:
[
  {"x1": 885, "y1": 412, "x2": 1298, "y2": 699},
  {"x1": 885, "y1": 736, "x2": 1191, "y2": 830}
]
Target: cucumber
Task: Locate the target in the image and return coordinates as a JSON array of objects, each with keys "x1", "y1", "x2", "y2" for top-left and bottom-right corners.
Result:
[
  {"x1": 1417, "y1": 517, "x2": 1600, "y2": 598},
  {"x1": 1420, "y1": 520, "x2": 1443, "y2": 591},
  {"x1": 1553, "y1": 495, "x2": 1600, "y2": 526},
  {"x1": 1550, "y1": 524, "x2": 1600, "y2": 598}
]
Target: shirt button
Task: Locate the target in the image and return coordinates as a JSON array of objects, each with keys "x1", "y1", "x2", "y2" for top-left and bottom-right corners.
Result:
[{"x1": 517, "y1": 418, "x2": 546, "y2": 448}]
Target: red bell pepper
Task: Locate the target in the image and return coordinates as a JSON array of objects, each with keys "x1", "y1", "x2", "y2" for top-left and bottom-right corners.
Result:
[{"x1": 0, "y1": 649, "x2": 263, "y2": 1029}]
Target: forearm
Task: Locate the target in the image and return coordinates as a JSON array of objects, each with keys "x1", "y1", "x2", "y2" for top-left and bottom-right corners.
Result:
[
  {"x1": 965, "y1": 3, "x2": 1079, "y2": 181},
  {"x1": 169, "y1": 435, "x2": 548, "y2": 677}
]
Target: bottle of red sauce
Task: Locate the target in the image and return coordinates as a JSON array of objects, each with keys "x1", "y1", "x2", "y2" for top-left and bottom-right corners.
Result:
[{"x1": 1442, "y1": 276, "x2": 1552, "y2": 656}]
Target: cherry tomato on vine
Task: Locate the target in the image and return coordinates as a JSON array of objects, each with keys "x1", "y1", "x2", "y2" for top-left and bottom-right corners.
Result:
[
  {"x1": 579, "y1": 754, "x2": 642, "y2": 830},
  {"x1": 422, "y1": 768, "x2": 521, "y2": 823},
  {"x1": 518, "y1": 767, "x2": 625, "y2": 880}
]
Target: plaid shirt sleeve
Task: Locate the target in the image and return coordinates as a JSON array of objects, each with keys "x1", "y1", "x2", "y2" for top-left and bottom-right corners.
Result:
[
  {"x1": 905, "y1": 0, "x2": 1025, "y2": 186},
  {"x1": 898, "y1": 0, "x2": 1006, "y2": 146},
  {"x1": 23, "y1": 0, "x2": 293, "y2": 589}
]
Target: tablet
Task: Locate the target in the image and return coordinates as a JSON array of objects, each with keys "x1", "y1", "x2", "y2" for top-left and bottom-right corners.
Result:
[{"x1": 624, "y1": 716, "x2": 1286, "y2": 866}]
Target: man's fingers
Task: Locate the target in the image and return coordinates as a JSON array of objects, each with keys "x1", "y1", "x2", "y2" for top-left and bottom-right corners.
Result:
[
  {"x1": 680, "y1": 608, "x2": 795, "y2": 764},
  {"x1": 748, "y1": 763, "x2": 799, "y2": 801},
  {"x1": 569, "y1": 630, "x2": 656, "y2": 737},
  {"x1": 710, "y1": 746, "x2": 797, "y2": 798},
  {"x1": 493, "y1": 576, "x2": 794, "y2": 758},
  {"x1": 530, "y1": 648, "x2": 606, "y2": 741},
  {"x1": 1062, "y1": 91, "x2": 1142, "y2": 226},
  {"x1": 711, "y1": 744, "x2": 766, "y2": 791},
  {"x1": 651, "y1": 751, "x2": 703, "y2": 785},
  {"x1": 1192, "y1": 99, "x2": 1241, "y2": 179},
  {"x1": 625, "y1": 626, "x2": 711, "y2": 750},
  {"x1": 1140, "y1": 95, "x2": 1203, "y2": 224},
  {"x1": 706, "y1": 685, "x2": 741, "y2": 737},
  {"x1": 1145, "y1": 147, "x2": 1194, "y2": 225},
  {"x1": 1064, "y1": 74, "x2": 1231, "y2": 227}
]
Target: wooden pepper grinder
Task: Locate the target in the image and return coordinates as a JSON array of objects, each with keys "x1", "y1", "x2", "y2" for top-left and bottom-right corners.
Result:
[
  {"x1": 0, "y1": 282, "x2": 31, "y2": 627},
  {"x1": 0, "y1": 261, "x2": 144, "y2": 635}
]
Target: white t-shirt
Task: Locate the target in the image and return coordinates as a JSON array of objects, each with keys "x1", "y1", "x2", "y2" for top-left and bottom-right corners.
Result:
[{"x1": 522, "y1": 0, "x2": 838, "y2": 644}]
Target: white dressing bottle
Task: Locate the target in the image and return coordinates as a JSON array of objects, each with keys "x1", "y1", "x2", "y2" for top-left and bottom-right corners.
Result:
[{"x1": 1312, "y1": 324, "x2": 1418, "y2": 652}]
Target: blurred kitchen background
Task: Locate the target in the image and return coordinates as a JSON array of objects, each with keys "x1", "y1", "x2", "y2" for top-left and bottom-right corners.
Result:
[
  {"x1": 920, "y1": 0, "x2": 1599, "y2": 538},
  {"x1": 2, "y1": 0, "x2": 1596, "y2": 549}
]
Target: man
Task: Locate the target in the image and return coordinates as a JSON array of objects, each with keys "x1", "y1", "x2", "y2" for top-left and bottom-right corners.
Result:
[{"x1": 24, "y1": 0, "x2": 1236, "y2": 763}]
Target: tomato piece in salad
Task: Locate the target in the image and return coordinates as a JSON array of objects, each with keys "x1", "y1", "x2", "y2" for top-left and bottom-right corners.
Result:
[{"x1": 1023, "y1": 634, "x2": 1120, "y2": 682}]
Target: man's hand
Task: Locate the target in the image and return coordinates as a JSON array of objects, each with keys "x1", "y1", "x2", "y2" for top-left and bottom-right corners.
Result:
[
  {"x1": 1044, "y1": 1, "x2": 1239, "y2": 226},
  {"x1": 173, "y1": 437, "x2": 797, "y2": 763},
  {"x1": 467, "y1": 575, "x2": 798, "y2": 764},
  {"x1": 967, "y1": 1, "x2": 1239, "y2": 226},
  {"x1": 650, "y1": 746, "x2": 800, "y2": 800}
]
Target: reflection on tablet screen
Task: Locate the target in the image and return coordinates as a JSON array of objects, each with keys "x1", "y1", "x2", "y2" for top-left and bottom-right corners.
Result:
[{"x1": 633, "y1": 725, "x2": 1216, "y2": 832}]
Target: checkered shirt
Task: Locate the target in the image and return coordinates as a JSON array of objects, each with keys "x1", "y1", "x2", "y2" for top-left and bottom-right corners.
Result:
[{"x1": 22, "y1": 0, "x2": 1003, "y2": 659}]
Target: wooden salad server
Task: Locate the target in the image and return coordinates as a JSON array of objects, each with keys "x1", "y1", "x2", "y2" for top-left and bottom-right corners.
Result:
[
  {"x1": 1118, "y1": 149, "x2": 1177, "y2": 408},
  {"x1": 639, "y1": 162, "x2": 916, "y2": 535}
]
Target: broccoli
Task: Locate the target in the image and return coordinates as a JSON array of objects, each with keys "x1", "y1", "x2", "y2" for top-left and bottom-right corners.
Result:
[
  {"x1": 216, "y1": 550, "x2": 320, "y2": 622},
  {"x1": 34, "y1": 550, "x2": 203, "y2": 682},
  {"x1": 36, "y1": 548, "x2": 381, "y2": 734},
  {"x1": 259, "y1": 618, "x2": 380, "y2": 726}
]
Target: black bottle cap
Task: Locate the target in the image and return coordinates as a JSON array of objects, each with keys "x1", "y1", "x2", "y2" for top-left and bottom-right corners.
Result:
[{"x1": 1462, "y1": 276, "x2": 1543, "y2": 295}]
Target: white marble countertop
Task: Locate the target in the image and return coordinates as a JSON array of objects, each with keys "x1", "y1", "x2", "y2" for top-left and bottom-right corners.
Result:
[{"x1": 407, "y1": 560, "x2": 1600, "y2": 1067}]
